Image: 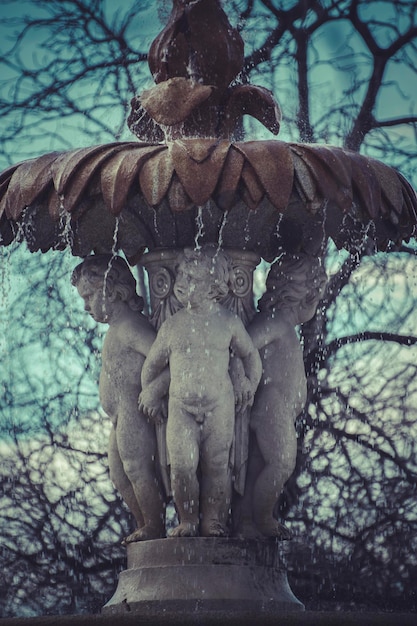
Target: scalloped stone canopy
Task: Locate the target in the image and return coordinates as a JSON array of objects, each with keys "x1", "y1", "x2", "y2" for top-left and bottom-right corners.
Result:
[
  {"x1": 0, "y1": 138, "x2": 415, "y2": 262},
  {"x1": 0, "y1": 0, "x2": 416, "y2": 260}
]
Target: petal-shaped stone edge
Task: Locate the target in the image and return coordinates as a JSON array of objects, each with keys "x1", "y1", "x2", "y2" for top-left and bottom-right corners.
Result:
[
  {"x1": 214, "y1": 147, "x2": 245, "y2": 211},
  {"x1": 221, "y1": 85, "x2": 281, "y2": 137},
  {"x1": 100, "y1": 145, "x2": 166, "y2": 215},
  {"x1": 139, "y1": 149, "x2": 175, "y2": 207},
  {"x1": 140, "y1": 79, "x2": 214, "y2": 126},
  {"x1": 52, "y1": 143, "x2": 134, "y2": 212},
  {"x1": 169, "y1": 139, "x2": 230, "y2": 206},
  {"x1": 289, "y1": 143, "x2": 353, "y2": 212},
  {"x1": 0, "y1": 152, "x2": 60, "y2": 220},
  {"x1": 235, "y1": 141, "x2": 294, "y2": 211},
  {"x1": 0, "y1": 139, "x2": 416, "y2": 254}
]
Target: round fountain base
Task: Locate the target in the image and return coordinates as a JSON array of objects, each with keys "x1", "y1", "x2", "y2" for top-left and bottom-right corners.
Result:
[{"x1": 102, "y1": 537, "x2": 304, "y2": 617}]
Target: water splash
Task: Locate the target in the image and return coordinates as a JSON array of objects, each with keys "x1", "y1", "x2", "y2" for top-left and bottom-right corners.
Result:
[
  {"x1": 194, "y1": 205, "x2": 205, "y2": 250},
  {"x1": 13, "y1": 213, "x2": 29, "y2": 245},
  {"x1": 161, "y1": 122, "x2": 185, "y2": 142},
  {"x1": 102, "y1": 218, "x2": 120, "y2": 306},
  {"x1": 58, "y1": 204, "x2": 74, "y2": 250},
  {"x1": 274, "y1": 212, "x2": 283, "y2": 246},
  {"x1": 243, "y1": 209, "x2": 253, "y2": 246},
  {"x1": 152, "y1": 208, "x2": 160, "y2": 243},
  {"x1": 217, "y1": 211, "x2": 228, "y2": 252}
]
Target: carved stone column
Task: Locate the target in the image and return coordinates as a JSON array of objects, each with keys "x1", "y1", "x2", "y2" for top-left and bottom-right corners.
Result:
[{"x1": 140, "y1": 247, "x2": 260, "y2": 329}]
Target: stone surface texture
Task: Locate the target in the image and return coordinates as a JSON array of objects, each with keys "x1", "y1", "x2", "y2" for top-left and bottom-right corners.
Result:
[
  {"x1": 2, "y1": 0, "x2": 417, "y2": 620},
  {"x1": 103, "y1": 538, "x2": 304, "y2": 615},
  {"x1": 71, "y1": 246, "x2": 326, "y2": 613}
]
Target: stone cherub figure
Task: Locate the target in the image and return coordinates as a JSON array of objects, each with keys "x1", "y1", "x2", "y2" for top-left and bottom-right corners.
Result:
[
  {"x1": 234, "y1": 253, "x2": 327, "y2": 539},
  {"x1": 72, "y1": 254, "x2": 167, "y2": 543},
  {"x1": 139, "y1": 246, "x2": 262, "y2": 538}
]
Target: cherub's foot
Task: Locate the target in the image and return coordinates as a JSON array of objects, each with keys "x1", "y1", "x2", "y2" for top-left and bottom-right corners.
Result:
[
  {"x1": 201, "y1": 519, "x2": 228, "y2": 537},
  {"x1": 256, "y1": 518, "x2": 292, "y2": 540},
  {"x1": 169, "y1": 522, "x2": 199, "y2": 537},
  {"x1": 122, "y1": 525, "x2": 165, "y2": 545},
  {"x1": 234, "y1": 519, "x2": 263, "y2": 540}
]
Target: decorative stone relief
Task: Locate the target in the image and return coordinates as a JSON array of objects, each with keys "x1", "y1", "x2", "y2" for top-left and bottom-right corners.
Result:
[{"x1": 72, "y1": 247, "x2": 326, "y2": 544}]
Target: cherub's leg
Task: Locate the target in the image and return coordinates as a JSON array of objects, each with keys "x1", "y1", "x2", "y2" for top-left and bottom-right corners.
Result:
[
  {"x1": 108, "y1": 426, "x2": 144, "y2": 530},
  {"x1": 232, "y1": 432, "x2": 264, "y2": 538},
  {"x1": 252, "y1": 410, "x2": 296, "y2": 539},
  {"x1": 200, "y1": 406, "x2": 234, "y2": 537},
  {"x1": 167, "y1": 402, "x2": 200, "y2": 537},
  {"x1": 117, "y1": 406, "x2": 166, "y2": 543}
]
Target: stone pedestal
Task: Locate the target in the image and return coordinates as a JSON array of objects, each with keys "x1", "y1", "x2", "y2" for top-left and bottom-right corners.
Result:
[{"x1": 103, "y1": 538, "x2": 304, "y2": 617}]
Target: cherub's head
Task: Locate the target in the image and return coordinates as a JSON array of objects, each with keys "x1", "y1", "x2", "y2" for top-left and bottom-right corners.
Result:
[
  {"x1": 174, "y1": 245, "x2": 231, "y2": 308},
  {"x1": 259, "y1": 253, "x2": 327, "y2": 323},
  {"x1": 71, "y1": 254, "x2": 143, "y2": 323}
]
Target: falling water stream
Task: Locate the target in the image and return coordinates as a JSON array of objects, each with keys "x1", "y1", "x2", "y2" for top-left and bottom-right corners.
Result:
[{"x1": 1, "y1": 0, "x2": 417, "y2": 616}]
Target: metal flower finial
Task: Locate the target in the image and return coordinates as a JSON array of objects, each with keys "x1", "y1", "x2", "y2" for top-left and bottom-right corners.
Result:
[
  {"x1": 148, "y1": 0, "x2": 244, "y2": 89},
  {"x1": 128, "y1": 0, "x2": 282, "y2": 140}
]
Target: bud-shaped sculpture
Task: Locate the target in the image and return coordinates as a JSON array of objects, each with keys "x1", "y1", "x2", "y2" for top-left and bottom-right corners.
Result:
[
  {"x1": 148, "y1": 0, "x2": 244, "y2": 92},
  {"x1": 129, "y1": 0, "x2": 281, "y2": 140}
]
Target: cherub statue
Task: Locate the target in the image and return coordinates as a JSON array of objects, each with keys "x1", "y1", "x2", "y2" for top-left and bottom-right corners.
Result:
[
  {"x1": 234, "y1": 253, "x2": 327, "y2": 538},
  {"x1": 139, "y1": 246, "x2": 262, "y2": 538},
  {"x1": 72, "y1": 254, "x2": 167, "y2": 543}
]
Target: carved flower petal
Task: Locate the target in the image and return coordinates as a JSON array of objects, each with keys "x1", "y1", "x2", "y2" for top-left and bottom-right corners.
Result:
[
  {"x1": 51, "y1": 144, "x2": 122, "y2": 195},
  {"x1": 128, "y1": 95, "x2": 165, "y2": 142},
  {"x1": 140, "y1": 79, "x2": 214, "y2": 126},
  {"x1": 290, "y1": 144, "x2": 352, "y2": 212},
  {"x1": 167, "y1": 174, "x2": 194, "y2": 212},
  {"x1": 58, "y1": 144, "x2": 134, "y2": 213},
  {"x1": 100, "y1": 145, "x2": 165, "y2": 215},
  {"x1": 240, "y1": 161, "x2": 264, "y2": 207},
  {"x1": 170, "y1": 140, "x2": 230, "y2": 205},
  {"x1": 397, "y1": 172, "x2": 417, "y2": 226},
  {"x1": 139, "y1": 147, "x2": 173, "y2": 207},
  {"x1": 214, "y1": 146, "x2": 245, "y2": 210},
  {"x1": 368, "y1": 158, "x2": 402, "y2": 218},
  {"x1": 2, "y1": 153, "x2": 60, "y2": 220},
  {"x1": 0, "y1": 162, "x2": 19, "y2": 187},
  {"x1": 349, "y1": 153, "x2": 381, "y2": 219},
  {"x1": 175, "y1": 138, "x2": 222, "y2": 164},
  {"x1": 222, "y1": 84, "x2": 281, "y2": 136},
  {"x1": 0, "y1": 163, "x2": 25, "y2": 219},
  {"x1": 0, "y1": 164, "x2": 21, "y2": 219},
  {"x1": 235, "y1": 141, "x2": 293, "y2": 210},
  {"x1": 291, "y1": 151, "x2": 321, "y2": 210}
]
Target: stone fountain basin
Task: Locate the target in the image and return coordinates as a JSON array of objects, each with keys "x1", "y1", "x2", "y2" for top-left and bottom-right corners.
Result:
[{"x1": 0, "y1": 138, "x2": 415, "y2": 261}]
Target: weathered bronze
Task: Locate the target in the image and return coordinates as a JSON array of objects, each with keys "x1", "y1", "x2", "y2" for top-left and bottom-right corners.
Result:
[
  {"x1": 0, "y1": 0, "x2": 415, "y2": 259},
  {"x1": 1, "y1": 0, "x2": 417, "y2": 617}
]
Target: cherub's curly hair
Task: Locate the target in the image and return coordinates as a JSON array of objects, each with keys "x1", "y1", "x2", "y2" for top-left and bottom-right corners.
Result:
[
  {"x1": 259, "y1": 253, "x2": 327, "y2": 313},
  {"x1": 180, "y1": 245, "x2": 232, "y2": 300},
  {"x1": 71, "y1": 254, "x2": 144, "y2": 312}
]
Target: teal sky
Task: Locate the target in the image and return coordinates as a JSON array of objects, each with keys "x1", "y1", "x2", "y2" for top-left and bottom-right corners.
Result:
[{"x1": 0, "y1": 1, "x2": 416, "y2": 173}]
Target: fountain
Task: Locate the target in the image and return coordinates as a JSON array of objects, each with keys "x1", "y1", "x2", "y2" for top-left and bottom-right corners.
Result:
[{"x1": 0, "y1": 0, "x2": 416, "y2": 620}]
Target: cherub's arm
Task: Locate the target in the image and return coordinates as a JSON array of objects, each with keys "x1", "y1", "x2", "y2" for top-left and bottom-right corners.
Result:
[
  {"x1": 138, "y1": 369, "x2": 169, "y2": 423},
  {"x1": 141, "y1": 322, "x2": 170, "y2": 387},
  {"x1": 126, "y1": 315, "x2": 157, "y2": 357},
  {"x1": 229, "y1": 354, "x2": 252, "y2": 414},
  {"x1": 231, "y1": 321, "x2": 262, "y2": 401},
  {"x1": 248, "y1": 311, "x2": 287, "y2": 351},
  {"x1": 139, "y1": 322, "x2": 171, "y2": 422}
]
